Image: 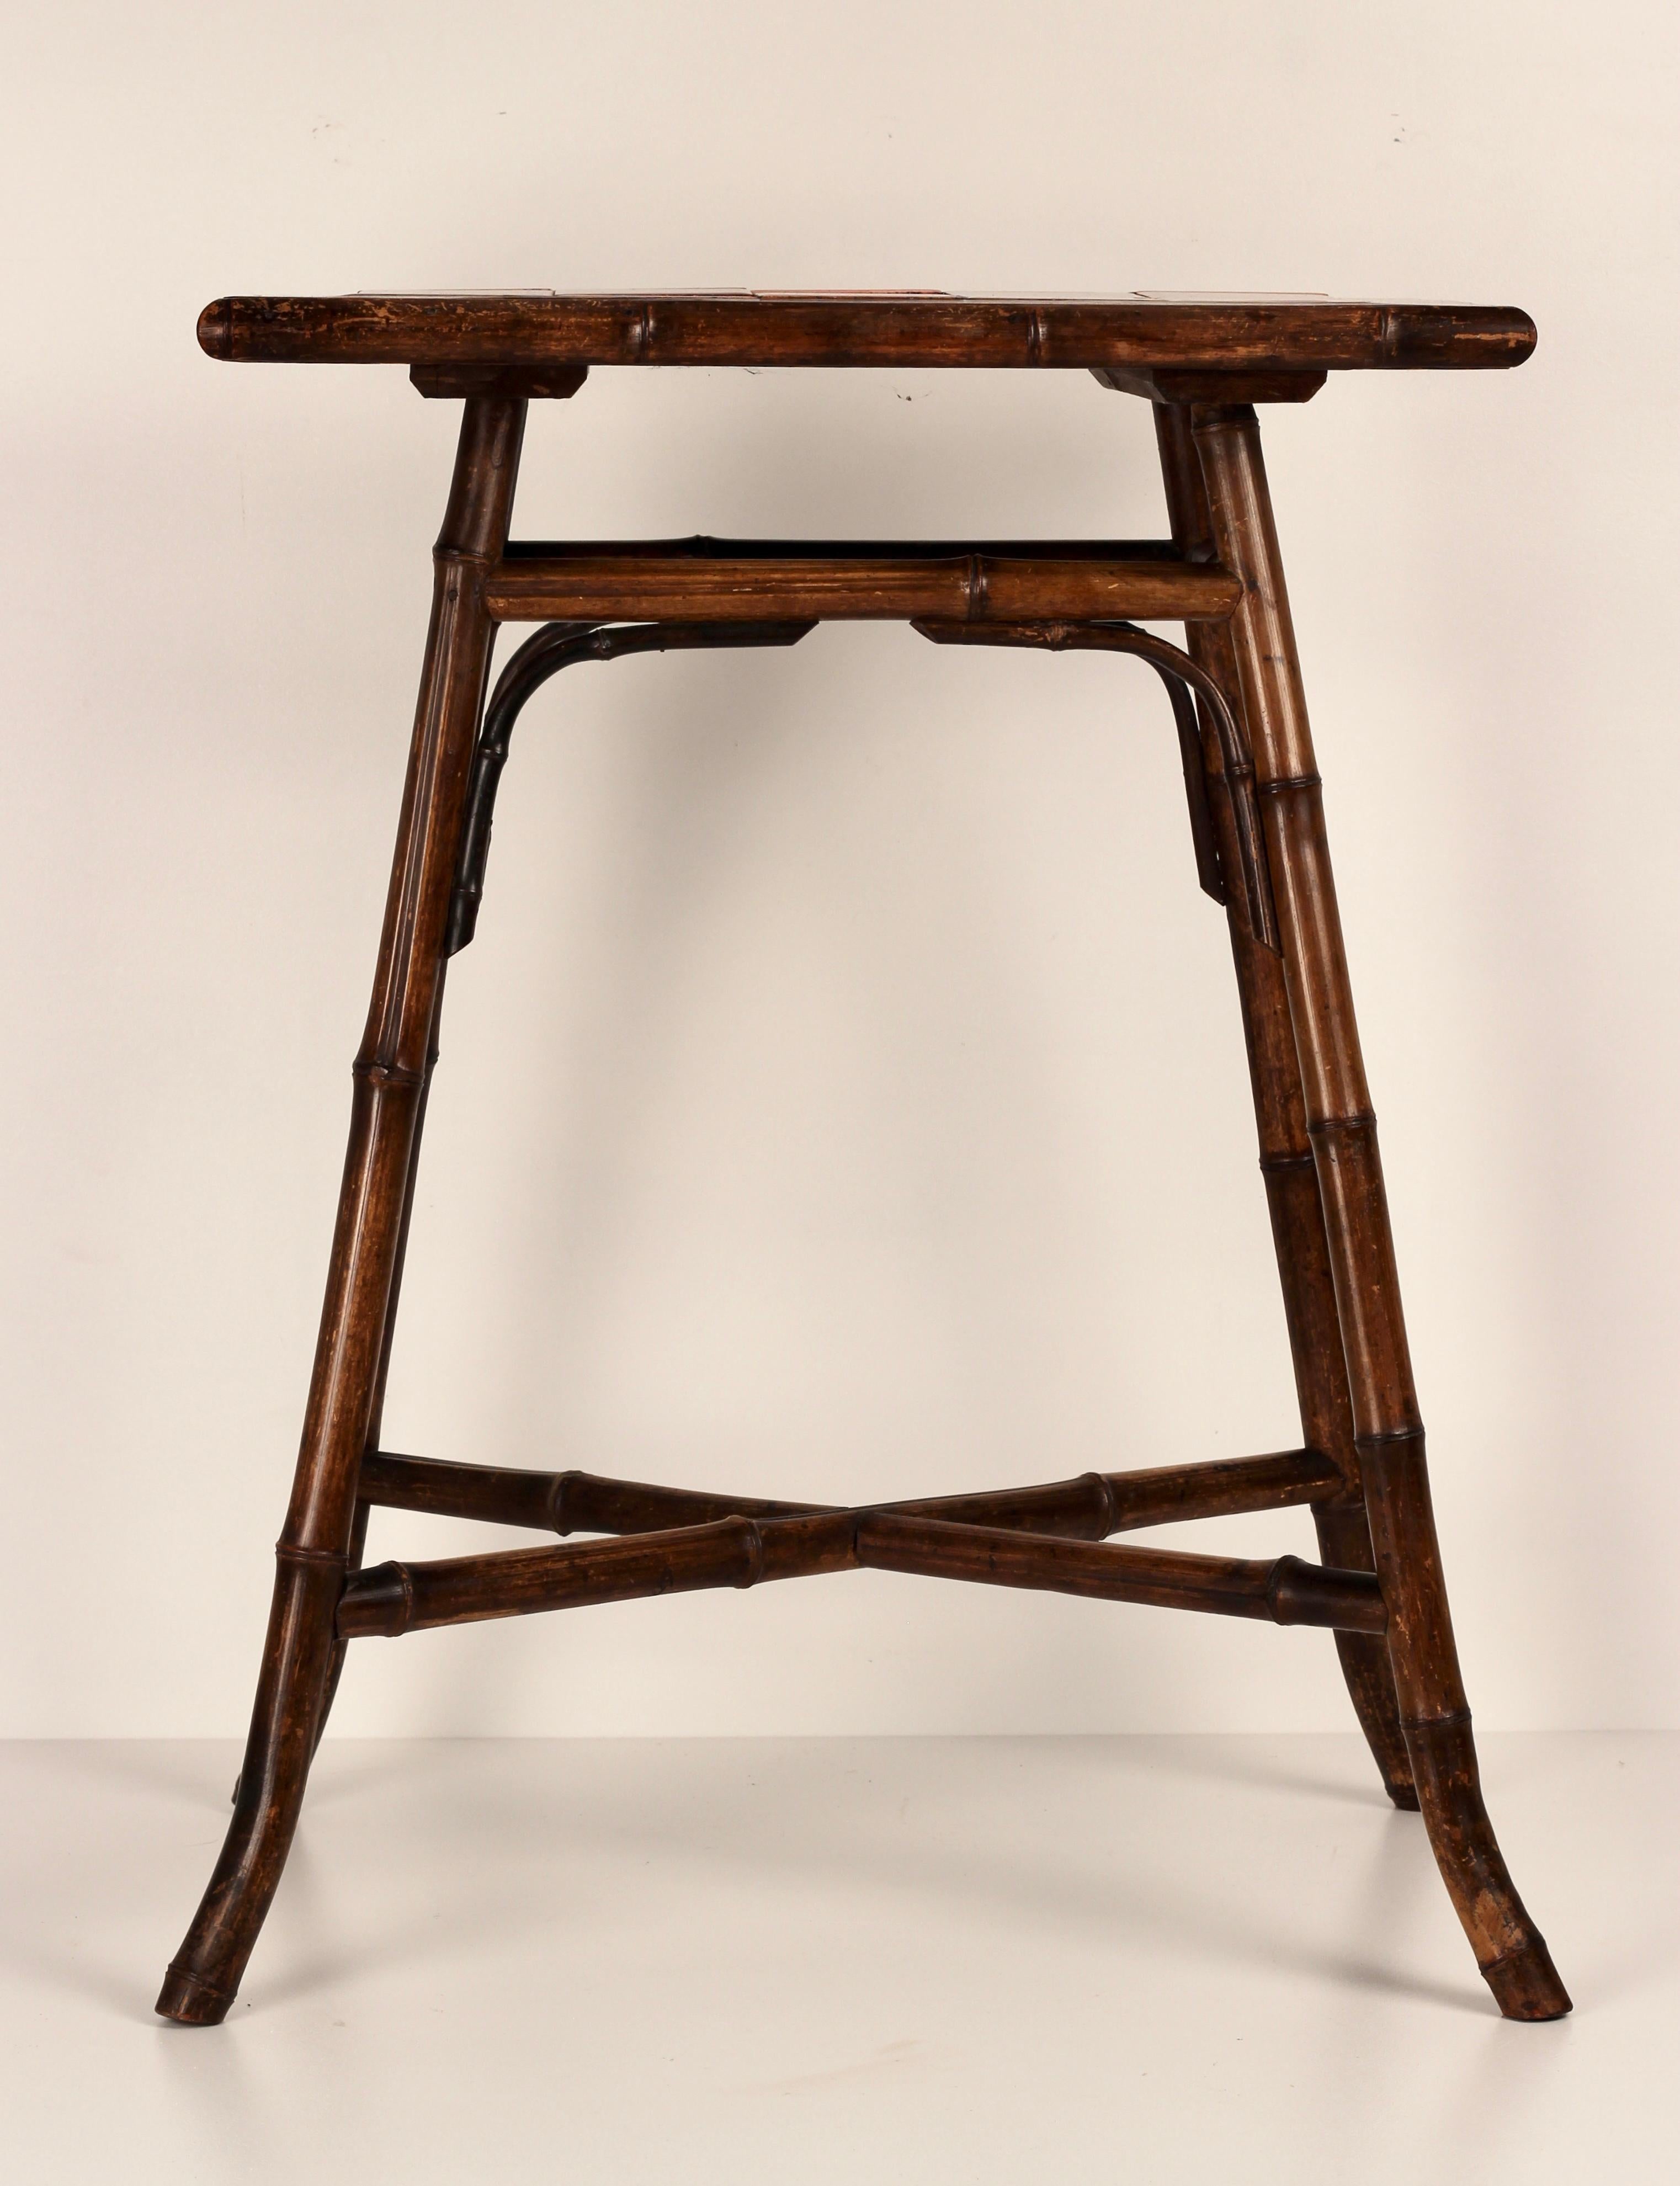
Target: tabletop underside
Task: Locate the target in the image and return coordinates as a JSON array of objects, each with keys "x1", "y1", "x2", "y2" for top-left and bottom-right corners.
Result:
[{"x1": 198, "y1": 291, "x2": 1535, "y2": 374}]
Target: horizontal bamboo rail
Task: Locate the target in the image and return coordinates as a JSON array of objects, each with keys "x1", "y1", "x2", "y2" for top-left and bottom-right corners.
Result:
[
  {"x1": 855, "y1": 1515, "x2": 1386, "y2": 1630},
  {"x1": 499, "y1": 535, "x2": 1184, "y2": 562},
  {"x1": 337, "y1": 1518, "x2": 771, "y2": 1637},
  {"x1": 481, "y1": 552, "x2": 1243, "y2": 625},
  {"x1": 357, "y1": 1445, "x2": 1341, "y2": 1538},
  {"x1": 334, "y1": 1504, "x2": 1385, "y2": 1640}
]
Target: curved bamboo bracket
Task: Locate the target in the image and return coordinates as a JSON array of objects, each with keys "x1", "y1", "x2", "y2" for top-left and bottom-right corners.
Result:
[
  {"x1": 912, "y1": 617, "x2": 1281, "y2": 952},
  {"x1": 446, "y1": 613, "x2": 1280, "y2": 960},
  {"x1": 445, "y1": 618, "x2": 817, "y2": 955}
]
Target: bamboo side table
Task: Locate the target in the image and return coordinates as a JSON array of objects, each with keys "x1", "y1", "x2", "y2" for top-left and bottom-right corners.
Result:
[{"x1": 158, "y1": 291, "x2": 1568, "y2": 2025}]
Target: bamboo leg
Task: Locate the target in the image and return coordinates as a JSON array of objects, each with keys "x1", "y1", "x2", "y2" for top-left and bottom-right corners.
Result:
[
  {"x1": 309, "y1": 1002, "x2": 442, "y2": 1757},
  {"x1": 156, "y1": 396, "x2": 527, "y2": 2025},
  {"x1": 1191, "y1": 402, "x2": 1568, "y2": 2020},
  {"x1": 1152, "y1": 403, "x2": 1416, "y2": 1810}
]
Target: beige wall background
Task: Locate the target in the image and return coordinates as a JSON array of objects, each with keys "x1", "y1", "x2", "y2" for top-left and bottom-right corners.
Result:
[{"x1": 4, "y1": 1, "x2": 1675, "y2": 1737}]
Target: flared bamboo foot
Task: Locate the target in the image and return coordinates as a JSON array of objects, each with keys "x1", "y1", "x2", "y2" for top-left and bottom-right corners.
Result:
[
  {"x1": 156, "y1": 1559, "x2": 341, "y2": 2027},
  {"x1": 1406, "y1": 1715, "x2": 1571, "y2": 2020},
  {"x1": 1481, "y1": 1937, "x2": 1572, "y2": 2022},
  {"x1": 156, "y1": 1961, "x2": 237, "y2": 2027}
]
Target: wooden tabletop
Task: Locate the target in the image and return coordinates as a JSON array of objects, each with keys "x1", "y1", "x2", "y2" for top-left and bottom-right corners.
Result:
[{"x1": 197, "y1": 291, "x2": 1535, "y2": 374}]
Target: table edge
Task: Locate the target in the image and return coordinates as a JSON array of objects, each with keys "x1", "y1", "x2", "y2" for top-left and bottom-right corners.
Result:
[{"x1": 196, "y1": 295, "x2": 1538, "y2": 373}]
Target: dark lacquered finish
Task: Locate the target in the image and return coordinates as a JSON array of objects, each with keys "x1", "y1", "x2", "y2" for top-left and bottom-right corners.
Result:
[
  {"x1": 197, "y1": 290, "x2": 1535, "y2": 378},
  {"x1": 158, "y1": 290, "x2": 1565, "y2": 2028}
]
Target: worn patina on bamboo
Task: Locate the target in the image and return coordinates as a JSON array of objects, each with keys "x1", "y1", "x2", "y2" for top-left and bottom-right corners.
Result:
[{"x1": 158, "y1": 290, "x2": 1566, "y2": 2029}]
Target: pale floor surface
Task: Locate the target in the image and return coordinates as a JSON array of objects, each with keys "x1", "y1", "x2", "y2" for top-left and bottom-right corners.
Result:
[{"x1": 0, "y1": 1734, "x2": 1671, "y2": 2185}]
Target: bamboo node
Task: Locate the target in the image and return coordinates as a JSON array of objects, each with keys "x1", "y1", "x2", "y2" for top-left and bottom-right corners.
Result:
[
  {"x1": 432, "y1": 544, "x2": 499, "y2": 572},
  {"x1": 162, "y1": 1959, "x2": 234, "y2": 2006},
  {"x1": 1265, "y1": 1554, "x2": 1309, "y2": 1624},
  {"x1": 345, "y1": 1560, "x2": 414, "y2": 1639},
  {"x1": 351, "y1": 1059, "x2": 428, "y2": 1092},
  {"x1": 1257, "y1": 771, "x2": 1322, "y2": 796},
  {"x1": 1307, "y1": 1111, "x2": 1378, "y2": 1140},
  {"x1": 1353, "y1": 1427, "x2": 1427, "y2": 1477},
  {"x1": 1080, "y1": 1471, "x2": 1119, "y2": 1537},
  {"x1": 733, "y1": 1519, "x2": 765, "y2": 1588},
  {"x1": 548, "y1": 1470, "x2": 581, "y2": 1536},
  {"x1": 1400, "y1": 1706, "x2": 1474, "y2": 1736},
  {"x1": 273, "y1": 1541, "x2": 347, "y2": 1571},
  {"x1": 1477, "y1": 1934, "x2": 1547, "y2": 1977}
]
